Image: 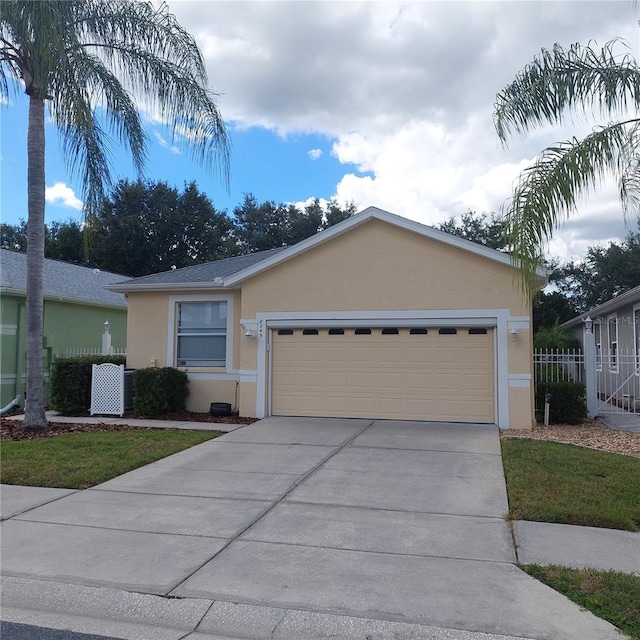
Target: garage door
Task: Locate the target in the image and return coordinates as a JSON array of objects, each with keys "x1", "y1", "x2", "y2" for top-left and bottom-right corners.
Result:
[{"x1": 270, "y1": 326, "x2": 494, "y2": 422}]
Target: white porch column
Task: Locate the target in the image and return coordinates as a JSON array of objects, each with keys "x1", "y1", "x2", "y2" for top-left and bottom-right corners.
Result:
[
  {"x1": 583, "y1": 317, "x2": 597, "y2": 418},
  {"x1": 101, "y1": 320, "x2": 113, "y2": 356}
]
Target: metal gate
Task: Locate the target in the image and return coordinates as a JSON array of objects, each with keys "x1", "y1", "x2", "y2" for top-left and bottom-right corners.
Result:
[{"x1": 596, "y1": 350, "x2": 640, "y2": 415}]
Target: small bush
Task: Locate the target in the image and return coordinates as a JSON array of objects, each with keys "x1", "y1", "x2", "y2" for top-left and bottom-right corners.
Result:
[
  {"x1": 536, "y1": 381, "x2": 586, "y2": 424},
  {"x1": 50, "y1": 356, "x2": 126, "y2": 414},
  {"x1": 133, "y1": 367, "x2": 188, "y2": 416}
]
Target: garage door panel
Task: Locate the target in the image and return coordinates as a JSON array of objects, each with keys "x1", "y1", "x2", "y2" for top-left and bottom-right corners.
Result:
[{"x1": 271, "y1": 327, "x2": 494, "y2": 423}]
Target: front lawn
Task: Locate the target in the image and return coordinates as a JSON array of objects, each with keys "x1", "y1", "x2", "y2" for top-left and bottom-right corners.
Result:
[
  {"x1": 0, "y1": 428, "x2": 220, "y2": 489},
  {"x1": 501, "y1": 438, "x2": 640, "y2": 531},
  {"x1": 525, "y1": 564, "x2": 640, "y2": 639}
]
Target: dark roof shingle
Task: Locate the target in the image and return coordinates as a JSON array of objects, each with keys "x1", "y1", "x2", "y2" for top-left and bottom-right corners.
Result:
[
  {"x1": 111, "y1": 247, "x2": 287, "y2": 287},
  {"x1": 0, "y1": 249, "x2": 129, "y2": 307}
]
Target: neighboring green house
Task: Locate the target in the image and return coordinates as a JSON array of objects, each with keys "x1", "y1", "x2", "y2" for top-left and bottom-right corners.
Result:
[{"x1": 0, "y1": 249, "x2": 129, "y2": 409}]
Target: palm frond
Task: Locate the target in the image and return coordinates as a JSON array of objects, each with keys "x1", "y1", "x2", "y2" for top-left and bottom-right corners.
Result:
[
  {"x1": 495, "y1": 39, "x2": 640, "y2": 143},
  {"x1": 505, "y1": 122, "x2": 640, "y2": 296},
  {"x1": 0, "y1": 0, "x2": 230, "y2": 217}
]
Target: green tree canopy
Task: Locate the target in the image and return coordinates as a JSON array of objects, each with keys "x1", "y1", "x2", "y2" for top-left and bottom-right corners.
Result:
[
  {"x1": 437, "y1": 210, "x2": 507, "y2": 251},
  {"x1": 88, "y1": 179, "x2": 235, "y2": 277},
  {"x1": 553, "y1": 224, "x2": 640, "y2": 313},
  {"x1": 494, "y1": 39, "x2": 640, "y2": 296},
  {"x1": 233, "y1": 194, "x2": 357, "y2": 252}
]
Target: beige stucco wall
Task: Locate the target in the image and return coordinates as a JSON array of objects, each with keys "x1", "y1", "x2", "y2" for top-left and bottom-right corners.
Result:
[
  {"x1": 187, "y1": 378, "x2": 238, "y2": 413},
  {"x1": 241, "y1": 220, "x2": 530, "y2": 319},
  {"x1": 509, "y1": 386, "x2": 534, "y2": 429},
  {"x1": 126, "y1": 292, "x2": 170, "y2": 369}
]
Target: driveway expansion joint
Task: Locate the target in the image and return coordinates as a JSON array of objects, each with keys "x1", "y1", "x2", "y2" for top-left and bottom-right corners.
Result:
[{"x1": 166, "y1": 420, "x2": 378, "y2": 597}]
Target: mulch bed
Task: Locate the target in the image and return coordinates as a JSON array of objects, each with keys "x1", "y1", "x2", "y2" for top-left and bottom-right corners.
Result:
[{"x1": 0, "y1": 411, "x2": 257, "y2": 442}]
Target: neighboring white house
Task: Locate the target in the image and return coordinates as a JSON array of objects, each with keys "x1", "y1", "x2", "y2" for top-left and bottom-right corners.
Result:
[{"x1": 562, "y1": 285, "x2": 640, "y2": 413}]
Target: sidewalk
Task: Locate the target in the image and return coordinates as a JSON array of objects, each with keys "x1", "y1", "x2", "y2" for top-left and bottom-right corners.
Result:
[{"x1": 3, "y1": 411, "x2": 246, "y2": 432}]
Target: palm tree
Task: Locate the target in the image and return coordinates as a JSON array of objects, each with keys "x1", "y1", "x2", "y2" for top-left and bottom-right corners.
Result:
[
  {"x1": 494, "y1": 39, "x2": 640, "y2": 296},
  {"x1": 0, "y1": 1, "x2": 229, "y2": 430}
]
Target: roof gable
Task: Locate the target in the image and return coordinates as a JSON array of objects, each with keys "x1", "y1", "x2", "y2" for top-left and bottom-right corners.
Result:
[
  {"x1": 0, "y1": 249, "x2": 129, "y2": 307},
  {"x1": 106, "y1": 206, "x2": 534, "y2": 294},
  {"x1": 224, "y1": 206, "x2": 516, "y2": 286}
]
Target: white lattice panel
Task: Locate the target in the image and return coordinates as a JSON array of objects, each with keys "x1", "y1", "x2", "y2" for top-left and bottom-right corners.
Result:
[{"x1": 91, "y1": 364, "x2": 125, "y2": 416}]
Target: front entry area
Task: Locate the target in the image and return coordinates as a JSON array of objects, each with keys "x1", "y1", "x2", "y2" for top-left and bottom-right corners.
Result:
[{"x1": 270, "y1": 326, "x2": 495, "y2": 422}]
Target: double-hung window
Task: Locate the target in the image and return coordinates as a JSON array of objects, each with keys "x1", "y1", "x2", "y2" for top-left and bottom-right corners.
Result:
[
  {"x1": 594, "y1": 321, "x2": 602, "y2": 371},
  {"x1": 176, "y1": 301, "x2": 227, "y2": 367}
]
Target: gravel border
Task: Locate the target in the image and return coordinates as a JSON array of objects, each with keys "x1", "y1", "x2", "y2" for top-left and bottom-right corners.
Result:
[{"x1": 500, "y1": 419, "x2": 640, "y2": 458}]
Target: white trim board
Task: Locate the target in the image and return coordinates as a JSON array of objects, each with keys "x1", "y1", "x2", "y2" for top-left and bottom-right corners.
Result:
[{"x1": 253, "y1": 308, "x2": 519, "y2": 428}]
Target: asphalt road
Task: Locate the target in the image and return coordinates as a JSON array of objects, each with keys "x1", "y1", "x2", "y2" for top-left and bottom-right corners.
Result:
[{"x1": 0, "y1": 622, "x2": 125, "y2": 640}]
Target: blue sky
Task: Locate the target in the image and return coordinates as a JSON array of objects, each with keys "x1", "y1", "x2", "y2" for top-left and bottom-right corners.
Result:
[
  {"x1": 1, "y1": 1, "x2": 638, "y2": 263},
  {"x1": 1, "y1": 91, "x2": 368, "y2": 225}
]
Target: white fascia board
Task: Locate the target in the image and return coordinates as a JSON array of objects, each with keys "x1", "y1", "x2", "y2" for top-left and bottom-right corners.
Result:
[
  {"x1": 561, "y1": 284, "x2": 640, "y2": 328},
  {"x1": 224, "y1": 206, "x2": 524, "y2": 287},
  {"x1": 1, "y1": 287, "x2": 126, "y2": 309},
  {"x1": 106, "y1": 282, "x2": 232, "y2": 293},
  {"x1": 257, "y1": 309, "x2": 505, "y2": 327}
]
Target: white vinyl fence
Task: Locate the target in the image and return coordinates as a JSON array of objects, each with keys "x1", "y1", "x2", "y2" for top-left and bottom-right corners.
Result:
[
  {"x1": 534, "y1": 348, "x2": 639, "y2": 415},
  {"x1": 61, "y1": 346, "x2": 127, "y2": 359}
]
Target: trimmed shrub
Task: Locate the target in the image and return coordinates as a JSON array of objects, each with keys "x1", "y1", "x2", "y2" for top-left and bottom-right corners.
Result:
[
  {"x1": 132, "y1": 367, "x2": 188, "y2": 416},
  {"x1": 536, "y1": 381, "x2": 586, "y2": 425},
  {"x1": 50, "y1": 355, "x2": 126, "y2": 414}
]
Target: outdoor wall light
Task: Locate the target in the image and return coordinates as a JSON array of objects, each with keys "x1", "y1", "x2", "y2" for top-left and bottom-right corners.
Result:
[
  {"x1": 583, "y1": 316, "x2": 593, "y2": 334},
  {"x1": 510, "y1": 328, "x2": 518, "y2": 342}
]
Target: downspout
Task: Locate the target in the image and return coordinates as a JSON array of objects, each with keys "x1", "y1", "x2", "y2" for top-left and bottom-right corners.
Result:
[
  {"x1": 0, "y1": 395, "x2": 21, "y2": 415},
  {"x1": 13, "y1": 301, "x2": 26, "y2": 409}
]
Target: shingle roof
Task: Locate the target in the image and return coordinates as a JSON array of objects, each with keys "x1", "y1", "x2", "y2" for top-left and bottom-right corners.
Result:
[
  {"x1": 561, "y1": 283, "x2": 640, "y2": 328},
  {"x1": 0, "y1": 249, "x2": 129, "y2": 307},
  {"x1": 107, "y1": 247, "x2": 287, "y2": 290}
]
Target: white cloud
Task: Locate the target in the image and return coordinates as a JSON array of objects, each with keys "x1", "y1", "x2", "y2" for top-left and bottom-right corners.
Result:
[
  {"x1": 165, "y1": 0, "x2": 639, "y2": 262},
  {"x1": 308, "y1": 148, "x2": 322, "y2": 160},
  {"x1": 153, "y1": 131, "x2": 181, "y2": 155},
  {"x1": 45, "y1": 182, "x2": 83, "y2": 210}
]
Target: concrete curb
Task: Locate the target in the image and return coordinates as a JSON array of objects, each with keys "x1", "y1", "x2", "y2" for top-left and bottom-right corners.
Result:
[{"x1": 1, "y1": 576, "x2": 533, "y2": 640}]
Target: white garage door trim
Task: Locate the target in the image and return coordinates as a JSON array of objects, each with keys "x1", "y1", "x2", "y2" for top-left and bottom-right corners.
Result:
[{"x1": 253, "y1": 309, "x2": 522, "y2": 427}]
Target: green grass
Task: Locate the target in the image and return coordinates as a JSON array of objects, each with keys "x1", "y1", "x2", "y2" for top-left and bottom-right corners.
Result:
[
  {"x1": 501, "y1": 438, "x2": 640, "y2": 531},
  {"x1": 525, "y1": 564, "x2": 640, "y2": 639},
  {"x1": 0, "y1": 429, "x2": 220, "y2": 489}
]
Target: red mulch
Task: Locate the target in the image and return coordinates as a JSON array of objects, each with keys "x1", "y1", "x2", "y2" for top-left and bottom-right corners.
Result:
[{"x1": 0, "y1": 411, "x2": 257, "y2": 441}]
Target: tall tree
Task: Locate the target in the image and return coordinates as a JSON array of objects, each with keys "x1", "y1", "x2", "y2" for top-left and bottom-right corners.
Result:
[
  {"x1": 45, "y1": 220, "x2": 85, "y2": 265},
  {"x1": 553, "y1": 225, "x2": 640, "y2": 312},
  {"x1": 1, "y1": 219, "x2": 27, "y2": 251},
  {"x1": 234, "y1": 194, "x2": 357, "y2": 252},
  {"x1": 494, "y1": 39, "x2": 640, "y2": 295},
  {"x1": 89, "y1": 179, "x2": 235, "y2": 276},
  {"x1": 0, "y1": 1, "x2": 229, "y2": 429},
  {"x1": 438, "y1": 210, "x2": 507, "y2": 251}
]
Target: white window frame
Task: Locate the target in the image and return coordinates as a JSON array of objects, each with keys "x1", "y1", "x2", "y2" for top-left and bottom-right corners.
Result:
[
  {"x1": 607, "y1": 313, "x2": 618, "y2": 373},
  {"x1": 594, "y1": 320, "x2": 602, "y2": 371},
  {"x1": 167, "y1": 294, "x2": 234, "y2": 370}
]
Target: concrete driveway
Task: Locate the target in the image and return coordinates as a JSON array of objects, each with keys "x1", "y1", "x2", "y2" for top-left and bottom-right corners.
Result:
[{"x1": 0, "y1": 418, "x2": 625, "y2": 639}]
